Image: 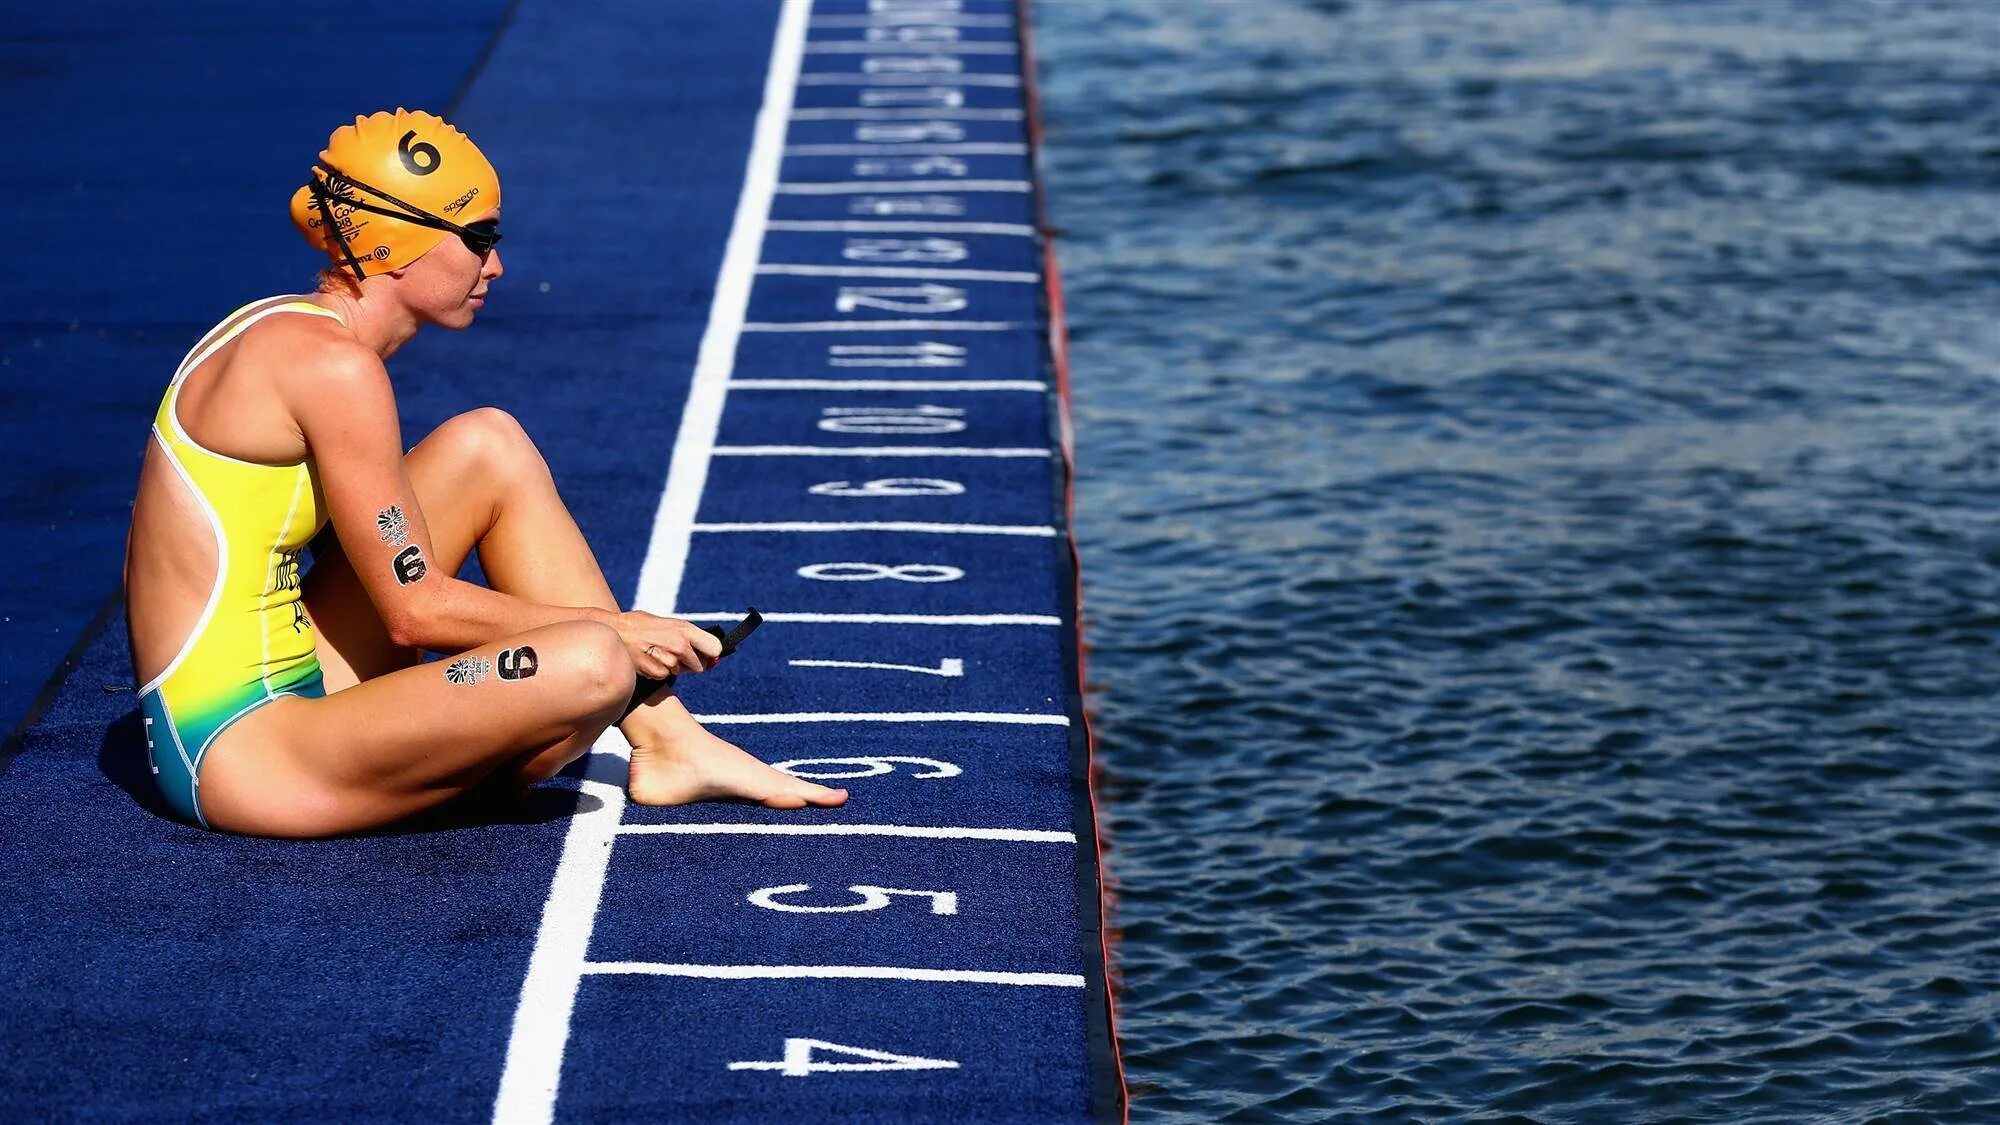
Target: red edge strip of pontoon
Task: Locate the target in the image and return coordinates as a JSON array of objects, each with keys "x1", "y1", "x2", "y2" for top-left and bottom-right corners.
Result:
[{"x1": 1015, "y1": 1, "x2": 1131, "y2": 1120}]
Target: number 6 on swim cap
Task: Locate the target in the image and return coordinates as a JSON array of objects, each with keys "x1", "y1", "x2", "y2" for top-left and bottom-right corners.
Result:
[{"x1": 288, "y1": 108, "x2": 501, "y2": 279}]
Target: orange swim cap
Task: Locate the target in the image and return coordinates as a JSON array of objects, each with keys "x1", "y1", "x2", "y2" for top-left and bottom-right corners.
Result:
[{"x1": 290, "y1": 109, "x2": 501, "y2": 279}]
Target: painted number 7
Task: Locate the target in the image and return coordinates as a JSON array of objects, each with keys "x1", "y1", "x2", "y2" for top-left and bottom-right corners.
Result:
[{"x1": 789, "y1": 658, "x2": 964, "y2": 677}]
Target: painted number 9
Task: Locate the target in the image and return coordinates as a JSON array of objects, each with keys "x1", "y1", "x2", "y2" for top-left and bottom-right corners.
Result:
[
  {"x1": 808, "y1": 478, "x2": 965, "y2": 498},
  {"x1": 399, "y1": 130, "x2": 441, "y2": 175}
]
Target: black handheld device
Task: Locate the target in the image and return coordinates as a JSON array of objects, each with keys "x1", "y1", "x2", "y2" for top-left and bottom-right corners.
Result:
[{"x1": 620, "y1": 607, "x2": 763, "y2": 720}]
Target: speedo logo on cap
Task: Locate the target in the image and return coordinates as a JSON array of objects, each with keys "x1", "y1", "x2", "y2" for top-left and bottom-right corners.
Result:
[{"x1": 442, "y1": 186, "x2": 479, "y2": 216}]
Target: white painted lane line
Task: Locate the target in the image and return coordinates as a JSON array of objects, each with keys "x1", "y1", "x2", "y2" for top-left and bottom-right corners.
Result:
[
  {"x1": 494, "y1": 742, "x2": 633, "y2": 1123},
  {"x1": 729, "y1": 379, "x2": 1045, "y2": 390},
  {"x1": 777, "y1": 179, "x2": 1029, "y2": 194},
  {"x1": 797, "y1": 73, "x2": 1022, "y2": 87},
  {"x1": 692, "y1": 711, "x2": 1070, "y2": 725},
  {"x1": 584, "y1": 963, "x2": 1086, "y2": 988},
  {"x1": 757, "y1": 264, "x2": 1039, "y2": 282},
  {"x1": 764, "y1": 220, "x2": 1035, "y2": 235},
  {"x1": 784, "y1": 143, "x2": 1027, "y2": 155},
  {"x1": 742, "y1": 320, "x2": 1023, "y2": 332},
  {"x1": 788, "y1": 107, "x2": 1024, "y2": 120},
  {"x1": 676, "y1": 612, "x2": 1062, "y2": 625},
  {"x1": 693, "y1": 521, "x2": 1056, "y2": 535},
  {"x1": 711, "y1": 445, "x2": 1048, "y2": 456},
  {"x1": 617, "y1": 823, "x2": 1076, "y2": 842},
  {"x1": 802, "y1": 40, "x2": 1017, "y2": 53},
  {"x1": 493, "y1": 3, "x2": 813, "y2": 1123}
]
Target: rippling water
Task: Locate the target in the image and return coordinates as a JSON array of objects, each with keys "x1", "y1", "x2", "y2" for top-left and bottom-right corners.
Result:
[{"x1": 1032, "y1": 1, "x2": 2000, "y2": 1118}]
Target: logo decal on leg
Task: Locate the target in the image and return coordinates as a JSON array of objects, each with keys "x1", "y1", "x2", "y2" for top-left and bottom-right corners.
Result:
[
  {"x1": 497, "y1": 646, "x2": 539, "y2": 681},
  {"x1": 444, "y1": 655, "x2": 490, "y2": 686},
  {"x1": 393, "y1": 544, "x2": 428, "y2": 585}
]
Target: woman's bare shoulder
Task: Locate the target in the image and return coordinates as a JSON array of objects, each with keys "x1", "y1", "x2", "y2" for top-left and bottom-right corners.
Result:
[
  {"x1": 232, "y1": 304, "x2": 391, "y2": 431},
  {"x1": 239, "y1": 305, "x2": 382, "y2": 380}
]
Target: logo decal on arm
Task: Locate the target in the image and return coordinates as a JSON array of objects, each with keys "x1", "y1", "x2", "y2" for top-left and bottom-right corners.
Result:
[
  {"x1": 393, "y1": 545, "x2": 428, "y2": 585},
  {"x1": 497, "y1": 646, "x2": 539, "y2": 681},
  {"x1": 444, "y1": 655, "x2": 490, "y2": 686},
  {"x1": 377, "y1": 506, "x2": 410, "y2": 545}
]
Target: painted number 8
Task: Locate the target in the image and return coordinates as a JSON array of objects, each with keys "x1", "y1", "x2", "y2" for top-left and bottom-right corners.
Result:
[
  {"x1": 399, "y1": 130, "x2": 441, "y2": 175},
  {"x1": 798, "y1": 562, "x2": 964, "y2": 583},
  {"x1": 808, "y1": 478, "x2": 964, "y2": 498}
]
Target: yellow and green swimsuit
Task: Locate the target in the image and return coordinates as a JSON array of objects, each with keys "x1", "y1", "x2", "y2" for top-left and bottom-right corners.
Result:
[{"x1": 136, "y1": 298, "x2": 344, "y2": 827}]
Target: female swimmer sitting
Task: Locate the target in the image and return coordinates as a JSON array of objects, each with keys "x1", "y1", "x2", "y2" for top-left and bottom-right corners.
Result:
[{"x1": 122, "y1": 109, "x2": 846, "y2": 837}]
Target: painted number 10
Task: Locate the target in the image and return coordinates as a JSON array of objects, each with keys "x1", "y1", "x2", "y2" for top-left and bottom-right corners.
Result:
[{"x1": 809, "y1": 478, "x2": 965, "y2": 498}]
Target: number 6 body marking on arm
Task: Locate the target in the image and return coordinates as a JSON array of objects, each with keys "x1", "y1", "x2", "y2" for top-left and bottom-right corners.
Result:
[{"x1": 392, "y1": 544, "x2": 428, "y2": 585}]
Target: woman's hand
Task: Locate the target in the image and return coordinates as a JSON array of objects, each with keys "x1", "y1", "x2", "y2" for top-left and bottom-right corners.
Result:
[{"x1": 612, "y1": 611, "x2": 723, "y2": 679}]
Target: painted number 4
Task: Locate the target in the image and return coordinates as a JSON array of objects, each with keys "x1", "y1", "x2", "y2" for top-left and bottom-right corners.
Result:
[{"x1": 729, "y1": 1038, "x2": 959, "y2": 1078}]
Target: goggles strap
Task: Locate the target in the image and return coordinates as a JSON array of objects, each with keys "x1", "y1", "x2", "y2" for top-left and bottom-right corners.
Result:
[
  {"x1": 308, "y1": 176, "x2": 371, "y2": 282},
  {"x1": 317, "y1": 162, "x2": 470, "y2": 237},
  {"x1": 310, "y1": 162, "x2": 498, "y2": 264}
]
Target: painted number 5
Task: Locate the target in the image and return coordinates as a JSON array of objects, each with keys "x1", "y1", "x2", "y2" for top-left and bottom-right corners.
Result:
[{"x1": 749, "y1": 884, "x2": 958, "y2": 915}]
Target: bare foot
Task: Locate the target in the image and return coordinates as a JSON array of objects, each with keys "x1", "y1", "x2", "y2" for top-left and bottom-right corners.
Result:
[{"x1": 624, "y1": 695, "x2": 848, "y2": 809}]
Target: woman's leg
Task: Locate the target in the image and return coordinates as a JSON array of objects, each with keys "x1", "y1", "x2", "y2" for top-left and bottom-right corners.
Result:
[
  {"x1": 296, "y1": 408, "x2": 842, "y2": 809},
  {"x1": 199, "y1": 619, "x2": 634, "y2": 837},
  {"x1": 303, "y1": 407, "x2": 609, "y2": 692}
]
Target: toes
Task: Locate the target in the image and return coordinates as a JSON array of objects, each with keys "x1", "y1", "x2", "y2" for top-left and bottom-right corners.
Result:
[{"x1": 759, "y1": 784, "x2": 846, "y2": 809}]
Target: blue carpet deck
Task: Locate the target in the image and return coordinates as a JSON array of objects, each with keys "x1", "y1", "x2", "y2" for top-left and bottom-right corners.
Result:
[{"x1": 0, "y1": 0, "x2": 1119, "y2": 1120}]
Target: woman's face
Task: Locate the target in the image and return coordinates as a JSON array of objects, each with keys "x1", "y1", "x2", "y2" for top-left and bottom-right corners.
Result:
[{"x1": 396, "y1": 208, "x2": 502, "y2": 329}]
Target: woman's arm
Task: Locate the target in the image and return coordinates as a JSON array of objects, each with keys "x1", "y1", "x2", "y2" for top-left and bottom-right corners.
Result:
[{"x1": 289, "y1": 340, "x2": 612, "y2": 652}]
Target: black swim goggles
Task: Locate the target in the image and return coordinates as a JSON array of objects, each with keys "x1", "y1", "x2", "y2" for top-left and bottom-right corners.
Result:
[{"x1": 307, "y1": 160, "x2": 502, "y2": 280}]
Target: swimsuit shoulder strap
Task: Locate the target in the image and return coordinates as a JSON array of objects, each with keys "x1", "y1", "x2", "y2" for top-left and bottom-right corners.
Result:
[{"x1": 170, "y1": 298, "x2": 348, "y2": 386}]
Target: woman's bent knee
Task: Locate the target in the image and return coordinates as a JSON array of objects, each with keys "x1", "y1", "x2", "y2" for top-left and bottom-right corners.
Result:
[
  {"x1": 543, "y1": 620, "x2": 634, "y2": 715},
  {"x1": 441, "y1": 407, "x2": 546, "y2": 486}
]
